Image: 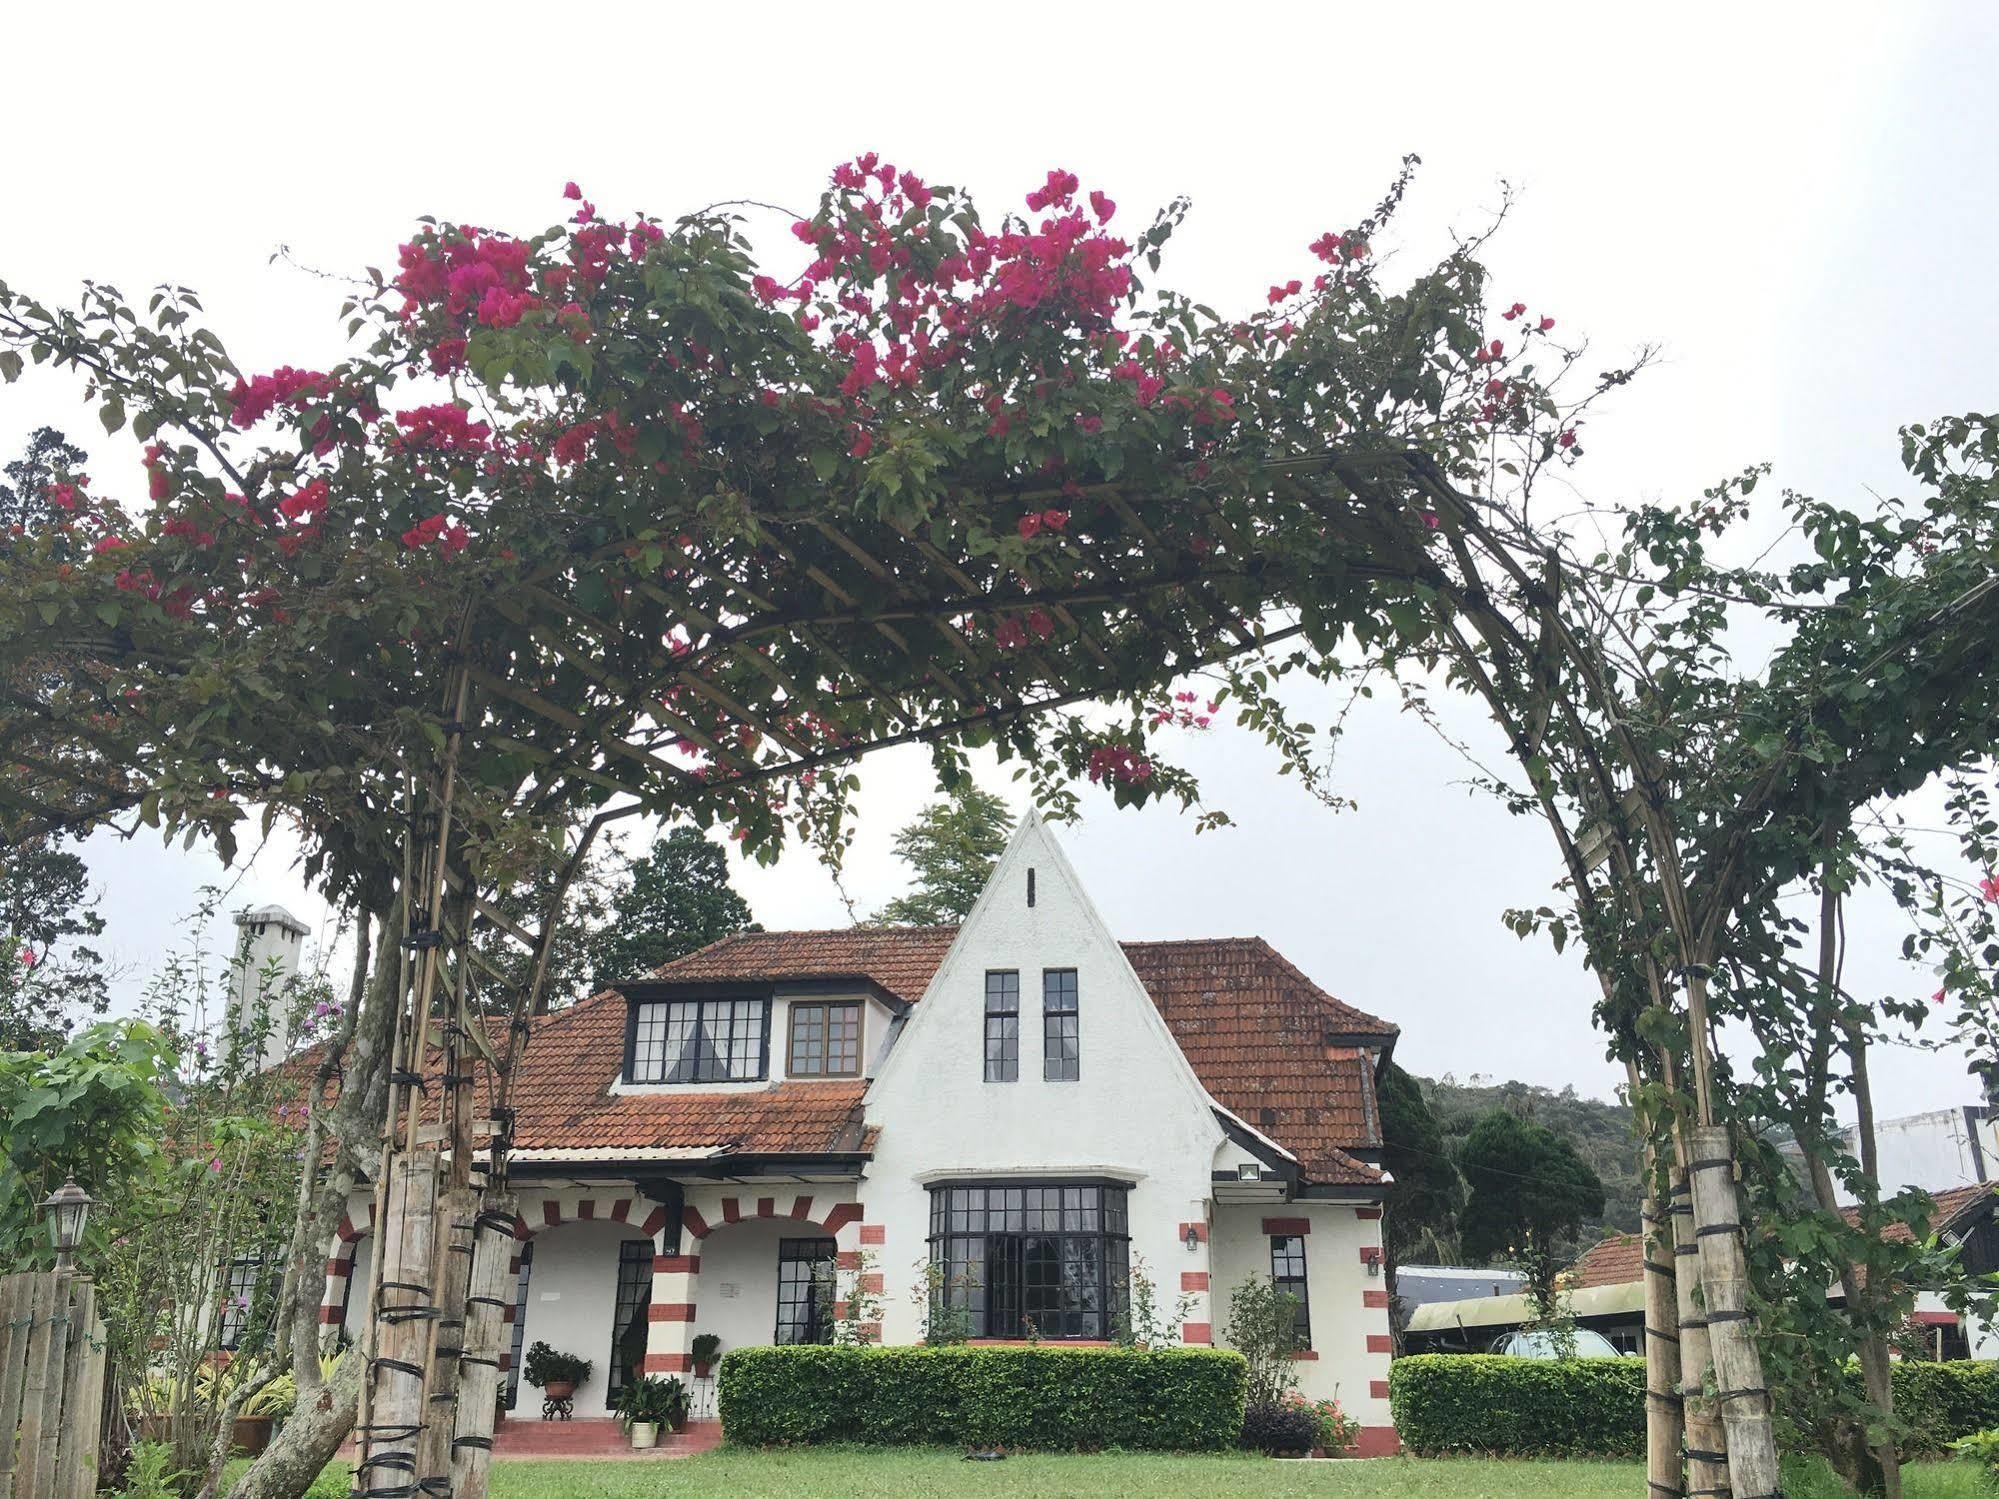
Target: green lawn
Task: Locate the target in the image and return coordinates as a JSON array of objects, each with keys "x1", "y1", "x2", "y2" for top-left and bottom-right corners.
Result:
[{"x1": 227, "y1": 1449, "x2": 1990, "y2": 1499}]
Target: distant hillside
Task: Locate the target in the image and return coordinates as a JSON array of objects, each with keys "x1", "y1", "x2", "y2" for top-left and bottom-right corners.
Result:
[{"x1": 1417, "y1": 1074, "x2": 1644, "y2": 1239}]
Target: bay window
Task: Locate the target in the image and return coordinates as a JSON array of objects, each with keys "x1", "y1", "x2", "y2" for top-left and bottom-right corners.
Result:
[{"x1": 927, "y1": 1181, "x2": 1130, "y2": 1339}]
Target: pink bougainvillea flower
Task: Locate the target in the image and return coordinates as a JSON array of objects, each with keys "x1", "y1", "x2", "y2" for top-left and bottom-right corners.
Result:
[
  {"x1": 563, "y1": 181, "x2": 582, "y2": 200},
  {"x1": 1089, "y1": 190, "x2": 1116, "y2": 224},
  {"x1": 91, "y1": 535, "x2": 128, "y2": 555},
  {"x1": 1538, "y1": 315, "x2": 1556, "y2": 331},
  {"x1": 1018, "y1": 513, "x2": 1043, "y2": 540},
  {"x1": 1041, "y1": 509, "x2": 1069, "y2": 533},
  {"x1": 848, "y1": 431, "x2": 874, "y2": 459},
  {"x1": 18, "y1": 948, "x2": 35, "y2": 968},
  {"x1": 1422, "y1": 512, "x2": 1440, "y2": 530},
  {"x1": 1981, "y1": 873, "x2": 1999, "y2": 903},
  {"x1": 1935, "y1": 987, "x2": 1948, "y2": 1005},
  {"x1": 1502, "y1": 302, "x2": 1527, "y2": 320}
]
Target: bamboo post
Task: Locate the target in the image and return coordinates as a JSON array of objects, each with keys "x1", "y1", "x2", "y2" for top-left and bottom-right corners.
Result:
[
  {"x1": 32, "y1": 1273, "x2": 72, "y2": 1499},
  {"x1": 1641, "y1": 1192, "x2": 1683, "y2": 1499},
  {"x1": 0, "y1": 1275, "x2": 29, "y2": 1494},
  {"x1": 1689, "y1": 1126, "x2": 1783, "y2": 1499},
  {"x1": 450, "y1": 1195, "x2": 520, "y2": 1499},
  {"x1": 57, "y1": 1277, "x2": 104, "y2": 1499},
  {"x1": 1673, "y1": 1175, "x2": 1728, "y2": 1499},
  {"x1": 357, "y1": 1154, "x2": 439, "y2": 1499},
  {"x1": 10, "y1": 1273, "x2": 59, "y2": 1499},
  {"x1": 416, "y1": 1185, "x2": 477, "y2": 1484}
]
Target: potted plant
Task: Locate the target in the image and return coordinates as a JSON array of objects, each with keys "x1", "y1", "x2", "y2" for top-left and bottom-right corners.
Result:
[
  {"x1": 613, "y1": 1374, "x2": 689, "y2": 1447},
  {"x1": 690, "y1": 1333, "x2": 721, "y2": 1380},
  {"x1": 522, "y1": 1341, "x2": 592, "y2": 1403},
  {"x1": 229, "y1": 1372, "x2": 297, "y2": 1457}
]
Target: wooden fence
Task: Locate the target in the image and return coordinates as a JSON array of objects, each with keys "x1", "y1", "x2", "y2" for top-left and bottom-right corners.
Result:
[{"x1": 0, "y1": 1271, "x2": 107, "y2": 1499}]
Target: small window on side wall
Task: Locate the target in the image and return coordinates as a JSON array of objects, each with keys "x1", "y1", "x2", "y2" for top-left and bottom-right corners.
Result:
[
  {"x1": 984, "y1": 971, "x2": 1019, "y2": 1082},
  {"x1": 788, "y1": 1001, "x2": 862, "y2": 1077},
  {"x1": 1043, "y1": 969, "x2": 1079, "y2": 1081},
  {"x1": 1270, "y1": 1234, "x2": 1311, "y2": 1349}
]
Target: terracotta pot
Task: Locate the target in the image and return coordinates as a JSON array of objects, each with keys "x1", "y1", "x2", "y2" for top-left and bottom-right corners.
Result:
[
  {"x1": 230, "y1": 1417, "x2": 273, "y2": 1457},
  {"x1": 692, "y1": 1361, "x2": 712, "y2": 1379},
  {"x1": 543, "y1": 1380, "x2": 576, "y2": 1401}
]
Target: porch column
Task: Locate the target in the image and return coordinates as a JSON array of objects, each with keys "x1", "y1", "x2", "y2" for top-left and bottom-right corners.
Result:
[
  {"x1": 645, "y1": 1198, "x2": 697, "y2": 1374},
  {"x1": 824, "y1": 1200, "x2": 877, "y2": 1342}
]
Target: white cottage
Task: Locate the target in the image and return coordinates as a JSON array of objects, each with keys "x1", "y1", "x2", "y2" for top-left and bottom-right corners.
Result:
[{"x1": 323, "y1": 815, "x2": 1402, "y2": 1453}]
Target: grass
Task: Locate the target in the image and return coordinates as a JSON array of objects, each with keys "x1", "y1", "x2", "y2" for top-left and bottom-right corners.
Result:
[{"x1": 219, "y1": 1448, "x2": 1994, "y2": 1498}]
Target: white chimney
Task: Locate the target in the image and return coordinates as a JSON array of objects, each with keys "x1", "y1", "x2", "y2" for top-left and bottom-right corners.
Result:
[{"x1": 229, "y1": 904, "x2": 310, "y2": 1071}]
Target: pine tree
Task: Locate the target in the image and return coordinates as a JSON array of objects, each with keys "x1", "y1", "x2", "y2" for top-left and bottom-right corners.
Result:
[
  {"x1": 584, "y1": 827, "x2": 756, "y2": 991},
  {"x1": 874, "y1": 784, "x2": 1012, "y2": 924}
]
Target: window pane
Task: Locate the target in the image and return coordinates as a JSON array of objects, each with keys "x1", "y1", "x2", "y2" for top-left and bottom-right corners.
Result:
[
  {"x1": 927, "y1": 1183, "x2": 1128, "y2": 1341},
  {"x1": 1043, "y1": 971, "x2": 1079, "y2": 1081},
  {"x1": 506, "y1": 1241, "x2": 535, "y2": 1408},
  {"x1": 776, "y1": 1238, "x2": 839, "y2": 1345},
  {"x1": 1270, "y1": 1234, "x2": 1311, "y2": 1348},
  {"x1": 609, "y1": 1240, "x2": 654, "y2": 1395}
]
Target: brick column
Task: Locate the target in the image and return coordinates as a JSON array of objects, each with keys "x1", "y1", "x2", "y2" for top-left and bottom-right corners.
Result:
[
  {"x1": 1353, "y1": 1204, "x2": 1399, "y2": 1456},
  {"x1": 1177, "y1": 1216, "x2": 1213, "y2": 1344}
]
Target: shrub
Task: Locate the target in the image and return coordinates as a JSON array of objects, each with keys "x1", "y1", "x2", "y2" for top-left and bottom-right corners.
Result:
[
  {"x1": 613, "y1": 1374, "x2": 688, "y2": 1430},
  {"x1": 1287, "y1": 1392, "x2": 1361, "y2": 1453},
  {"x1": 1890, "y1": 1360, "x2": 1999, "y2": 1456},
  {"x1": 1390, "y1": 1355, "x2": 1645, "y2": 1457},
  {"x1": 717, "y1": 1344, "x2": 1247, "y2": 1450},
  {"x1": 1241, "y1": 1398, "x2": 1316, "y2": 1455}
]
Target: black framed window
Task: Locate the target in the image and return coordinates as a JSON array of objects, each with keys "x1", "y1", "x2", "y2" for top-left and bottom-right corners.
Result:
[
  {"x1": 775, "y1": 1238, "x2": 838, "y2": 1345},
  {"x1": 217, "y1": 1256, "x2": 272, "y2": 1351},
  {"x1": 1270, "y1": 1234, "x2": 1311, "y2": 1348},
  {"x1": 928, "y1": 1182, "x2": 1129, "y2": 1339},
  {"x1": 630, "y1": 997, "x2": 768, "y2": 1083},
  {"x1": 506, "y1": 1240, "x2": 534, "y2": 1408},
  {"x1": 984, "y1": 971, "x2": 1019, "y2": 1082},
  {"x1": 608, "y1": 1239, "x2": 654, "y2": 1395},
  {"x1": 1042, "y1": 969, "x2": 1079, "y2": 1081},
  {"x1": 788, "y1": 1001, "x2": 862, "y2": 1077}
]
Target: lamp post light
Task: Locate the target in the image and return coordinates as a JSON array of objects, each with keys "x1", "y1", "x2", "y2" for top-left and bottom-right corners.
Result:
[{"x1": 40, "y1": 1175, "x2": 94, "y2": 1271}]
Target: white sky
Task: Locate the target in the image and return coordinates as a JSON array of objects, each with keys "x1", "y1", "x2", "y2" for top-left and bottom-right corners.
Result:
[{"x1": 4, "y1": 3, "x2": 1995, "y2": 1115}]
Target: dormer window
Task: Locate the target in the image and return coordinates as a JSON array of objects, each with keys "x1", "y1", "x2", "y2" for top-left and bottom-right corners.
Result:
[
  {"x1": 630, "y1": 996, "x2": 768, "y2": 1083},
  {"x1": 787, "y1": 1001, "x2": 862, "y2": 1078}
]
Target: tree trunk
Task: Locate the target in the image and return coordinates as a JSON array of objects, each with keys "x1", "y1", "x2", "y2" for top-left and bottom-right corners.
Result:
[
  {"x1": 224, "y1": 1349, "x2": 360, "y2": 1499},
  {"x1": 1688, "y1": 1126, "x2": 1783, "y2": 1499},
  {"x1": 450, "y1": 1194, "x2": 519, "y2": 1499},
  {"x1": 1674, "y1": 1168, "x2": 1729, "y2": 1499}
]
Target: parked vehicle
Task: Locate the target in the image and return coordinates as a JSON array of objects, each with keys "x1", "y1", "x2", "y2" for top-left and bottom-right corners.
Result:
[{"x1": 1489, "y1": 1328, "x2": 1624, "y2": 1358}]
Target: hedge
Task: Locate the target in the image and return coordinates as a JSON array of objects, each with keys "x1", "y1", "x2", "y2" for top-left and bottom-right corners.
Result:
[
  {"x1": 1390, "y1": 1355, "x2": 1646, "y2": 1458},
  {"x1": 716, "y1": 1344, "x2": 1248, "y2": 1450},
  {"x1": 1889, "y1": 1359, "x2": 1999, "y2": 1456},
  {"x1": 1390, "y1": 1354, "x2": 1999, "y2": 1459}
]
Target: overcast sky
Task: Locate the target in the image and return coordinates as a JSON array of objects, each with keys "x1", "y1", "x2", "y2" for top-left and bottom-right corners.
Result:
[{"x1": 5, "y1": 3, "x2": 1995, "y2": 1116}]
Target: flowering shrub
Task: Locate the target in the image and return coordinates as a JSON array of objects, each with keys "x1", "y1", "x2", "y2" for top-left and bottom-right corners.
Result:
[
  {"x1": 0, "y1": 152, "x2": 1578, "y2": 896},
  {"x1": 1285, "y1": 1392, "x2": 1361, "y2": 1454}
]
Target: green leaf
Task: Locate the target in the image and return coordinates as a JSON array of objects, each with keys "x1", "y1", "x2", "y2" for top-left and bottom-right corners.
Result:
[{"x1": 100, "y1": 395, "x2": 126, "y2": 435}]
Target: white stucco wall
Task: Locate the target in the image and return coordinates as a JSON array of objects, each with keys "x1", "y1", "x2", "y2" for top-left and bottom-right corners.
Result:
[
  {"x1": 864, "y1": 815, "x2": 1226, "y2": 1346},
  {"x1": 341, "y1": 1232, "x2": 373, "y2": 1341},
  {"x1": 513, "y1": 1218, "x2": 653, "y2": 1414},
  {"x1": 1211, "y1": 1200, "x2": 1394, "y2": 1434}
]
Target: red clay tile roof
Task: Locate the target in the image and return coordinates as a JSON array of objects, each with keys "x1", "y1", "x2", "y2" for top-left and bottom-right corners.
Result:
[
  {"x1": 1563, "y1": 1185, "x2": 1998, "y2": 1291},
  {"x1": 495, "y1": 925, "x2": 1393, "y2": 1185},
  {"x1": 1843, "y1": 1183, "x2": 1994, "y2": 1243},
  {"x1": 1567, "y1": 1232, "x2": 1644, "y2": 1289}
]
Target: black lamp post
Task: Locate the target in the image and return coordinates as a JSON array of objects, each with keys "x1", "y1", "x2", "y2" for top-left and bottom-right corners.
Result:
[{"x1": 40, "y1": 1175, "x2": 93, "y2": 1271}]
